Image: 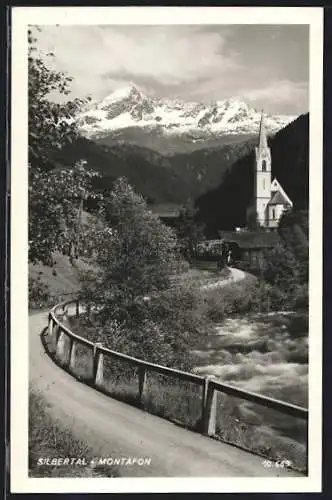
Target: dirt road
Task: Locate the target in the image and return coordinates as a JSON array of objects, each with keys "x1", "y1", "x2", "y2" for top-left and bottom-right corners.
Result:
[
  {"x1": 201, "y1": 267, "x2": 246, "y2": 291},
  {"x1": 29, "y1": 310, "x2": 301, "y2": 478}
]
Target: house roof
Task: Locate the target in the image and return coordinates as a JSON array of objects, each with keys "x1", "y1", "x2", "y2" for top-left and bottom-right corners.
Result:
[
  {"x1": 268, "y1": 190, "x2": 291, "y2": 206},
  {"x1": 218, "y1": 230, "x2": 280, "y2": 249},
  {"x1": 148, "y1": 203, "x2": 182, "y2": 218}
]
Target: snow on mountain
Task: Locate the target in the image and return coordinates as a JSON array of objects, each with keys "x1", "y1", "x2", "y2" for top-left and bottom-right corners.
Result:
[{"x1": 76, "y1": 84, "x2": 297, "y2": 142}]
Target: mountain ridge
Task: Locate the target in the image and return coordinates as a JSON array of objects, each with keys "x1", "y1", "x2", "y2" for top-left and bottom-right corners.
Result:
[
  {"x1": 55, "y1": 134, "x2": 256, "y2": 207},
  {"x1": 76, "y1": 84, "x2": 297, "y2": 155}
]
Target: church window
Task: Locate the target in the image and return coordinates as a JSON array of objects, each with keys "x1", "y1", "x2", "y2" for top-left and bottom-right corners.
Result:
[
  {"x1": 262, "y1": 160, "x2": 267, "y2": 172},
  {"x1": 272, "y1": 208, "x2": 276, "y2": 219}
]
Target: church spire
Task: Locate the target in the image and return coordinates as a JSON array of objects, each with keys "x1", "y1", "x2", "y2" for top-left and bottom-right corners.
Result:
[{"x1": 258, "y1": 110, "x2": 268, "y2": 151}]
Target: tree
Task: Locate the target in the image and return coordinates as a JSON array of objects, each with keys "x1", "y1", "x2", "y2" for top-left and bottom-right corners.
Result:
[
  {"x1": 80, "y1": 177, "x2": 181, "y2": 310},
  {"x1": 175, "y1": 205, "x2": 205, "y2": 261},
  {"x1": 242, "y1": 209, "x2": 309, "y2": 311},
  {"x1": 260, "y1": 243, "x2": 300, "y2": 290},
  {"x1": 28, "y1": 28, "x2": 88, "y2": 170},
  {"x1": 278, "y1": 209, "x2": 309, "y2": 283},
  {"x1": 28, "y1": 28, "x2": 99, "y2": 265},
  {"x1": 79, "y1": 178, "x2": 203, "y2": 369},
  {"x1": 28, "y1": 161, "x2": 100, "y2": 265}
]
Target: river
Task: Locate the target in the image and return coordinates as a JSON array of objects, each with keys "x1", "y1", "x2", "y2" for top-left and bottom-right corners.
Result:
[{"x1": 191, "y1": 311, "x2": 308, "y2": 467}]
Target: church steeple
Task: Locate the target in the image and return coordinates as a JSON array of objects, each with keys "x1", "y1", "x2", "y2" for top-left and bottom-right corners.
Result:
[
  {"x1": 258, "y1": 110, "x2": 268, "y2": 151},
  {"x1": 246, "y1": 109, "x2": 293, "y2": 230},
  {"x1": 246, "y1": 109, "x2": 272, "y2": 229}
]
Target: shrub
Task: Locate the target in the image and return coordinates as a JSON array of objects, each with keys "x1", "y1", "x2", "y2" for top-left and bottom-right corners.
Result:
[
  {"x1": 291, "y1": 284, "x2": 309, "y2": 310},
  {"x1": 250, "y1": 282, "x2": 291, "y2": 312},
  {"x1": 92, "y1": 281, "x2": 206, "y2": 371},
  {"x1": 203, "y1": 294, "x2": 226, "y2": 322}
]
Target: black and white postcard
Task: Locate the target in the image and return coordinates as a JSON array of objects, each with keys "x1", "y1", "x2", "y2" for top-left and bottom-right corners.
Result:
[{"x1": 10, "y1": 6, "x2": 323, "y2": 494}]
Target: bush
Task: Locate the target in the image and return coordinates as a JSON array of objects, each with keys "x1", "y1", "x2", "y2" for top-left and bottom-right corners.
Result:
[
  {"x1": 201, "y1": 275, "x2": 305, "y2": 319},
  {"x1": 234, "y1": 211, "x2": 309, "y2": 313},
  {"x1": 202, "y1": 281, "x2": 249, "y2": 320},
  {"x1": 291, "y1": 284, "x2": 309, "y2": 310},
  {"x1": 89, "y1": 281, "x2": 206, "y2": 371},
  {"x1": 250, "y1": 282, "x2": 291, "y2": 312},
  {"x1": 203, "y1": 294, "x2": 226, "y2": 322}
]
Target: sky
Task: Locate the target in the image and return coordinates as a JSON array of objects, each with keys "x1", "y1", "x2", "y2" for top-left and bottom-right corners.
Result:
[{"x1": 32, "y1": 24, "x2": 309, "y2": 115}]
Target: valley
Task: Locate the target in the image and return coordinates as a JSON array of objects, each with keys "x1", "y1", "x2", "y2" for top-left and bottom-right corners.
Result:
[{"x1": 50, "y1": 91, "x2": 308, "y2": 234}]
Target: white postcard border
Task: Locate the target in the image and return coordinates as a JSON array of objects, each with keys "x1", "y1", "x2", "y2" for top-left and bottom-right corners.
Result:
[{"x1": 10, "y1": 6, "x2": 323, "y2": 493}]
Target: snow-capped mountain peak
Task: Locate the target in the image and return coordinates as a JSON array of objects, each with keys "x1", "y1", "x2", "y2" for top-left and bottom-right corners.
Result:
[
  {"x1": 99, "y1": 84, "x2": 144, "y2": 106},
  {"x1": 76, "y1": 85, "x2": 297, "y2": 148}
]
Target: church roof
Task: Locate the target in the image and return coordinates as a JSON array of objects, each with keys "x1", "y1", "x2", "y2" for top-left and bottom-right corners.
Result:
[
  {"x1": 270, "y1": 178, "x2": 293, "y2": 206},
  {"x1": 268, "y1": 190, "x2": 291, "y2": 206}
]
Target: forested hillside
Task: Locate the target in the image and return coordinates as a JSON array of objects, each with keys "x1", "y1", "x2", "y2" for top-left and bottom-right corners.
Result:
[
  {"x1": 194, "y1": 113, "x2": 309, "y2": 236},
  {"x1": 54, "y1": 136, "x2": 256, "y2": 206}
]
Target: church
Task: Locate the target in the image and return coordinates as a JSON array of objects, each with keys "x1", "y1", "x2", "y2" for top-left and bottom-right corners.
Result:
[{"x1": 246, "y1": 112, "x2": 293, "y2": 230}]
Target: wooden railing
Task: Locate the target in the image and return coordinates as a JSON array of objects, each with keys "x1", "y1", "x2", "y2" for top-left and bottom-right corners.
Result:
[{"x1": 47, "y1": 299, "x2": 309, "y2": 470}]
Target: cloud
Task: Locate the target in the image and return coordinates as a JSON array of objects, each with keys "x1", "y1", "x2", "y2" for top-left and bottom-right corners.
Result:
[
  {"x1": 32, "y1": 25, "x2": 309, "y2": 114},
  {"x1": 34, "y1": 25, "x2": 240, "y2": 99},
  {"x1": 240, "y1": 80, "x2": 308, "y2": 113}
]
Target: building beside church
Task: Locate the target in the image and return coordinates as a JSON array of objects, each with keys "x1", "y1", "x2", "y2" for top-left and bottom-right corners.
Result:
[{"x1": 246, "y1": 112, "x2": 293, "y2": 229}]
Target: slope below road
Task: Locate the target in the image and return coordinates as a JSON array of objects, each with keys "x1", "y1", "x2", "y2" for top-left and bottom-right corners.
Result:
[{"x1": 29, "y1": 310, "x2": 302, "y2": 478}]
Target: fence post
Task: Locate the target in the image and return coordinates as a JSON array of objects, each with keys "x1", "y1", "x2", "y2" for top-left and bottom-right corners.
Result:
[
  {"x1": 48, "y1": 316, "x2": 55, "y2": 353},
  {"x1": 202, "y1": 377, "x2": 217, "y2": 436},
  {"x1": 56, "y1": 329, "x2": 66, "y2": 359},
  {"x1": 201, "y1": 378, "x2": 208, "y2": 432},
  {"x1": 69, "y1": 340, "x2": 76, "y2": 371},
  {"x1": 55, "y1": 323, "x2": 61, "y2": 344},
  {"x1": 66, "y1": 337, "x2": 73, "y2": 368},
  {"x1": 48, "y1": 315, "x2": 53, "y2": 338},
  {"x1": 93, "y1": 342, "x2": 103, "y2": 385},
  {"x1": 76, "y1": 300, "x2": 80, "y2": 319},
  {"x1": 51, "y1": 323, "x2": 59, "y2": 352},
  {"x1": 95, "y1": 344, "x2": 104, "y2": 387},
  {"x1": 305, "y1": 420, "x2": 309, "y2": 475},
  {"x1": 138, "y1": 366, "x2": 146, "y2": 405}
]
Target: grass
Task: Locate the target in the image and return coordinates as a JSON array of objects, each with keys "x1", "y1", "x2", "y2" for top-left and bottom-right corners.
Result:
[
  {"x1": 29, "y1": 388, "x2": 119, "y2": 478},
  {"x1": 213, "y1": 393, "x2": 307, "y2": 472},
  {"x1": 141, "y1": 373, "x2": 203, "y2": 430},
  {"x1": 29, "y1": 251, "x2": 97, "y2": 310},
  {"x1": 29, "y1": 253, "x2": 80, "y2": 296}
]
